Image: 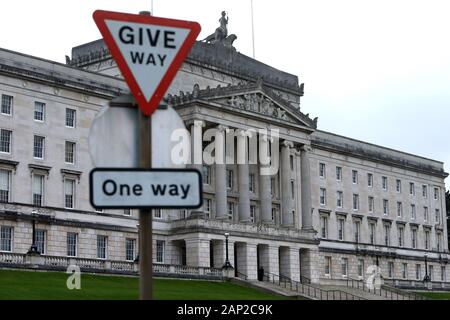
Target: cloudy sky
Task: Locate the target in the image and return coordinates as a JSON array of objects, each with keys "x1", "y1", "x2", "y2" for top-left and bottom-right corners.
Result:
[{"x1": 1, "y1": 0, "x2": 449, "y2": 188}]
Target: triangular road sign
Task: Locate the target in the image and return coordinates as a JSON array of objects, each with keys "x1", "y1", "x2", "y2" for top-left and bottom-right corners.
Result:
[{"x1": 93, "y1": 10, "x2": 201, "y2": 116}]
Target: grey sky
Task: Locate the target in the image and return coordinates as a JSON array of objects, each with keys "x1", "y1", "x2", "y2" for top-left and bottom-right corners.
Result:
[{"x1": 1, "y1": 0, "x2": 449, "y2": 188}]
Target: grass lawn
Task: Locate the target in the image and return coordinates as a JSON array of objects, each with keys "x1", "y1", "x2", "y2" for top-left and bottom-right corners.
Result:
[
  {"x1": 0, "y1": 270, "x2": 287, "y2": 300},
  {"x1": 415, "y1": 291, "x2": 450, "y2": 300}
]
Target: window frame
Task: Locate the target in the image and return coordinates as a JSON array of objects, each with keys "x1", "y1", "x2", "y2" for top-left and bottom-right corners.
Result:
[
  {"x1": 1, "y1": 94, "x2": 13, "y2": 116},
  {"x1": 34, "y1": 102, "x2": 46, "y2": 122},
  {"x1": 65, "y1": 108, "x2": 76, "y2": 128},
  {"x1": 0, "y1": 129, "x2": 12, "y2": 154}
]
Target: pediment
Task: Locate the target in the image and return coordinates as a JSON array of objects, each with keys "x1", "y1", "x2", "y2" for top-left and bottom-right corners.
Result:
[{"x1": 166, "y1": 81, "x2": 318, "y2": 129}]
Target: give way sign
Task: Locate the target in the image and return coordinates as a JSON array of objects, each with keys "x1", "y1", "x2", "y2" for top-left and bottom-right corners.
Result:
[{"x1": 93, "y1": 10, "x2": 201, "y2": 116}]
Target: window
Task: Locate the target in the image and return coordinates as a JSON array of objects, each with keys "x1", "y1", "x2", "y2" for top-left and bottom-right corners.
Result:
[
  {"x1": 325, "y1": 257, "x2": 331, "y2": 276},
  {"x1": 249, "y1": 173, "x2": 256, "y2": 192},
  {"x1": 416, "y1": 264, "x2": 421, "y2": 280},
  {"x1": 227, "y1": 202, "x2": 234, "y2": 221},
  {"x1": 437, "y1": 233, "x2": 443, "y2": 252},
  {"x1": 124, "y1": 209, "x2": 131, "y2": 216},
  {"x1": 336, "y1": 191, "x2": 343, "y2": 208},
  {"x1": 97, "y1": 235, "x2": 107, "y2": 259},
  {"x1": 33, "y1": 136, "x2": 45, "y2": 159},
  {"x1": 397, "y1": 202, "x2": 403, "y2": 218},
  {"x1": 35, "y1": 229, "x2": 46, "y2": 255},
  {"x1": 156, "y1": 240, "x2": 165, "y2": 263},
  {"x1": 67, "y1": 233, "x2": 77, "y2": 257},
  {"x1": 369, "y1": 223, "x2": 376, "y2": 245},
  {"x1": 441, "y1": 266, "x2": 446, "y2": 282},
  {"x1": 320, "y1": 216, "x2": 328, "y2": 239},
  {"x1": 290, "y1": 180, "x2": 295, "y2": 199},
  {"x1": 429, "y1": 265, "x2": 434, "y2": 281},
  {"x1": 32, "y1": 174, "x2": 45, "y2": 206},
  {"x1": 0, "y1": 226, "x2": 13, "y2": 252},
  {"x1": 337, "y1": 219, "x2": 345, "y2": 241},
  {"x1": 398, "y1": 227, "x2": 404, "y2": 247},
  {"x1": 424, "y1": 207, "x2": 429, "y2": 222},
  {"x1": 388, "y1": 262, "x2": 394, "y2": 278},
  {"x1": 434, "y1": 187, "x2": 440, "y2": 200},
  {"x1": 354, "y1": 220, "x2": 361, "y2": 243},
  {"x1": 367, "y1": 173, "x2": 373, "y2": 187},
  {"x1": 341, "y1": 258, "x2": 348, "y2": 277},
  {"x1": 352, "y1": 170, "x2": 358, "y2": 184},
  {"x1": 422, "y1": 185, "x2": 428, "y2": 198},
  {"x1": 409, "y1": 182, "x2": 415, "y2": 195},
  {"x1": 336, "y1": 167, "x2": 342, "y2": 181},
  {"x1": 0, "y1": 129, "x2": 12, "y2": 153},
  {"x1": 382, "y1": 177, "x2": 388, "y2": 190},
  {"x1": 65, "y1": 108, "x2": 76, "y2": 127},
  {"x1": 411, "y1": 205, "x2": 416, "y2": 220},
  {"x1": 271, "y1": 207, "x2": 278, "y2": 222},
  {"x1": 411, "y1": 229, "x2": 417, "y2": 249},
  {"x1": 352, "y1": 194, "x2": 359, "y2": 211},
  {"x1": 384, "y1": 224, "x2": 391, "y2": 246},
  {"x1": 435, "y1": 209, "x2": 441, "y2": 224},
  {"x1": 202, "y1": 166, "x2": 211, "y2": 185},
  {"x1": 402, "y1": 263, "x2": 408, "y2": 279},
  {"x1": 250, "y1": 205, "x2": 256, "y2": 223},
  {"x1": 368, "y1": 197, "x2": 374, "y2": 213},
  {"x1": 205, "y1": 199, "x2": 212, "y2": 218},
  {"x1": 226, "y1": 169, "x2": 233, "y2": 190},
  {"x1": 154, "y1": 209, "x2": 162, "y2": 219},
  {"x1": 65, "y1": 141, "x2": 76, "y2": 164},
  {"x1": 64, "y1": 178, "x2": 75, "y2": 209},
  {"x1": 1, "y1": 95, "x2": 13, "y2": 115},
  {"x1": 126, "y1": 239, "x2": 136, "y2": 261},
  {"x1": 383, "y1": 200, "x2": 389, "y2": 215},
  {"x1": 270, "y1": 177, "x2": 276, "y2": 197},
  {"x1": 396, "y1": 179, "x2": 402, "y2": 193},
  {"x1": 358, "y1": 259, "x2": 364, "y2": 277},
  {"x1": 319, "y1": 163, "x2": 326, "y2": 178},
  {"x1": 424, "y1": 230, "x2": 430, "y2": 250},
  {"x1": 34, "y1": 102, "x2": 45, "y2": 121},
  {"x1": 320, "y1": 188, "x2": 326, "y2": 206},
  {"x1": 290, "y1": 155, "x2": 294, "y2": 171},
  {"x1": 0, "y1": 169, "x2": 11, "y2": 203}
]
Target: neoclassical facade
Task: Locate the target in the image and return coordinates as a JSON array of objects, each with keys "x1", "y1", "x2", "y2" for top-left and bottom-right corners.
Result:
[{"x1": 0, "y1": 22, "x2": 448, "y2": 286}]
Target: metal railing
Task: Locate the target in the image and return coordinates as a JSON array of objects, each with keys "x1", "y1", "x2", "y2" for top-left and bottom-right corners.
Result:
[
  {"x1": 236, "y1": 270, "x2": 248, "y2": 281},
  {"x1": 263, "y1": 273, "x2": 366, "y2": 300}
]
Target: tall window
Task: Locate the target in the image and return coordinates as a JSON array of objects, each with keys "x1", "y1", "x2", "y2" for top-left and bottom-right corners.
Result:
[
  {"x1": 65, "y1": 141, "x2": 76, "y2": 164},
  {"x1": 384, "y1": 224, "x2": 391, "y2": 246},
  {"x1": 352, "y1": 194, "x2": 359, "y2": 211},
  {"x1": 424, "y1": 230, "x2": 430, "y2": 250},
  {"x1": 320, "y1": 188, "x2": 326, "y2": 206},
  {"x1": 65, "y1": 108, "x2": 76, "y2": 127},
  {"x1": 368, "y1": 197, "x2": 374, "y2": 213},
  {"x1": 337, "y1": 191, "x2": 343, "y2": 208},
  {"x1": 1, "y1": 95, "x2": 13, "y2": 115},
  {"x1": 402, "y1": 263, "x2": 408, "y2": 279},
  {"x1": 226, "y1": 169, "x2": 233, "y2": 190},
  {"x1": 67, "y1": 232, "x2": 77, "y2": 257},
  {"x1": 290, "y1": 180, "x2": 295, "y2": 199},
  {"x1": 434, "y1": 187, "x2": 440, "y2": 200},
  {"x1": 409, "y1": 182, "x2": 415, "y2": 195},
  {"x1": 34, "y1": 102, "x2": 45, "y2": 121},
  {"x1": 250, "y1": 205, "x2": 256, "y2": 223},
  {"x1": 35, "y1": 229, "x2": 46, "y2": 254},
  {"x1": 411, "y1": 205, "x2": 416, "y2": 220},
  {"x1": 64, "y1": 178, "x2": 75, "y2": 209},
  {"x1": 290, "y1": 155, "x2": 294, "y2": 171},
  {"x1": 429, "y1": 265, "x2": 434, "y2": 281},
  {"x1": 369, "y1": 223, "x2": 376, "y2": 244},
  {"x1": 383, "y1": 199, "x2": 389, "y2": 215},
  {"x1": 336, "y1": 166, "x2": 342, "y2": 181},
  {"x1": 0, "y1": 129, "x2": 12, "y2": 153},
  {"x1": 422, "y1": 185, "x2": 428, "y2": 198},
  {"x1": 398, "y1": 226, "x2": 404, "y2": 247},
  {"x1": 354, "y1": 220, "x2": 361, "y2": 243},
  {"x1": 0, "y1": 226, "x2": 13, "y2": 252},
  {"x1": 396, "y1": 179, "x2": 402, "y2": 193},
  {"x1": 358, "y1": 259, "x2": 364, "y2": 277},
  {"x1": 125, "y1": 239, "x2": 136, "y2": 261},
  {"x1": 319, "y1": 163, "x2": 326, "y2": 178},
  {"x1": 202, "y1": 166, "x2": 211, "y2": 185},
  {"x1": 270, "y1": 177, "x2": 276, "y2": 197},
  {"x1": 249, "y1": 173, "x2": 256, "y2": 192},
  {"x1": 33, "y1": 135, "x2": 45, "y2": 159},
  {"x1": 97, "y1": 235, "x2": 107, "y2": 259},
  {"x1": 367, "y1": 173, "x2": 373, "y2": 187},
  {"x1": 0, "y1": 169, "x2": 11, "y2": 203},
  {"x1": 337, "y1": 219, "x2": 345, "y2": 241},
  {"x1": 341, "y1": 258, "x2": 348, "y2": 277},
  {"x1": 397, "y1": 202, "x2": 403, "y2": 218},
  {"x1": 435, "y1": 209, "x2": 441, "y2": 224},
  {"x1": 320, "y1": 216, "x2": 328, "y2": 239},
  {"x1": 388, "y1": 262, "x2": 394, "y2": 278},
  {"x1": 424, "y1": 207, "x2": 429, "y2": 222},
  {"x1": 411, "y1": 229, "x2": 417, "y2": 249},
  {"x1": 352, "y1": 170, "x2": 358, "y2": 184},
  {"x1": 156, "y1": 240, "x2": 165, "y2": 263},
  {"x1": 32, "y1": 174, "x2": 44, "y2": 206},
  {"x1": 441, "y1": 266, "x2": 446, "y2": 282},
  {"x1": 204, "y1": 199, "x2": 212, "y2": 218},
  {"x1": 227, "y1": 202, "x2": 234, "y2": 221},
  {"x1": 325, "y1": 257, "x2": 331, "y2": 275},
  {"x1": 415, "y1": 264, "x2": 421, "y2": 280},
  {"x1": 382, "y1": 176, "x2": 388, "y2": 190},
  {"x1": 437, "y1": 233, "x2": 443, "y2": 252}
]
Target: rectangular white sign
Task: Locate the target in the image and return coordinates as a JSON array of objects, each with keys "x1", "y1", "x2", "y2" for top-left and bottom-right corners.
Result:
[{"x1": 90, "y1": 169, "x2": 202, "y2": 209}]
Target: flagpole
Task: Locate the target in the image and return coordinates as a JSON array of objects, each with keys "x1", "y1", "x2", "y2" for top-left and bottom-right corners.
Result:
[{"x1": 251, "y1": 0, "x2": 255, "y2": 59}]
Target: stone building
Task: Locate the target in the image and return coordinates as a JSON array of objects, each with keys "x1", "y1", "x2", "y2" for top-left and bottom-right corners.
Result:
[{"x1": 0, "y1": 15, "x2": 448, "y2": 287}]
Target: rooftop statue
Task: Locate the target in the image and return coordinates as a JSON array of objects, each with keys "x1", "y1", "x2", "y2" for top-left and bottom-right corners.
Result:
[{"x1": 202, "y1": 11, "x2": 237, "y2": 48}]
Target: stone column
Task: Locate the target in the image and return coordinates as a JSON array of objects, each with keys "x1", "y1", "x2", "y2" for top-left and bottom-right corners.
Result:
[
  {"x1": 237, "y1": 130, "x2": 251, "y2": 222},
  {"x1": 259, "y1": 134, "x2": 273, "y2": 223},
  {"x1": 215, "y1": 125, "x2": 228, "y2": 219},
  {"x1": 300, "y1": 146, "x2": 313, "y2": 230},
  {"x1": 281, "y1": 141, "x2": 294, "y2": 226},
  {"x1": 237, "y1": 243, "x2": 258, "y2": 281},
  {"x1": 185, "y1": 238, "x2": 211, "y2": 268},
  {"x1": 190, "y1": 120, "x2": 205, "y2": 217}
]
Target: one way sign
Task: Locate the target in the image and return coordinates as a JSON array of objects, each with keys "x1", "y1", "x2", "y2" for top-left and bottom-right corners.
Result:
[{"x1": 93, "y1": 10, "x2": 201, "y2": 116}]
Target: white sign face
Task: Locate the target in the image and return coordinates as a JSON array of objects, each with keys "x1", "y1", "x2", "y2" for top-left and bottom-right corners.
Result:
[
  {"x1": 90, "y1": 169, "x2": 202, "y2": 209},
  {"x1": 105, "y1": 20, "x2": 190, "y2": 102}
]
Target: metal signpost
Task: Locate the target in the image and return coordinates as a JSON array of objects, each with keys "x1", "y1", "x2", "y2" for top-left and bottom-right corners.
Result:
[{"x1": 91, "y1": 10, "x2": 201, "y2": 300}]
